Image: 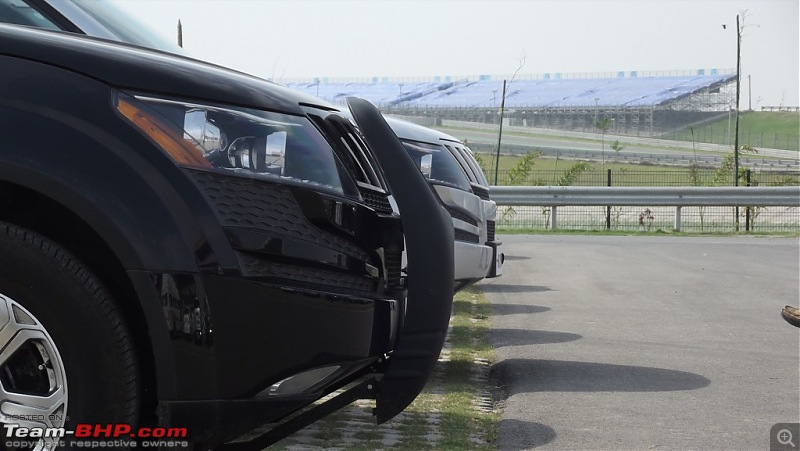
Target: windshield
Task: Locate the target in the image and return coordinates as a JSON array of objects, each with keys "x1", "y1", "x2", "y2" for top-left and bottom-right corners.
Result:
[
  {"x1": 0, "y1": 0, "x2": 184, "y2": 55},
  {"x1": 0, "y1": 0, "x2": 60, "y2": 30},
  {"x1": 401, "y1": 140, "x2": 472, "y2": 192},
  {"x1": 70, "y1": 0, "x2": 183, "y2": 54}
]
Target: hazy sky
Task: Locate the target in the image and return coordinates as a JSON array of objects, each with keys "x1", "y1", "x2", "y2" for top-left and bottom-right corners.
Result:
[{"x1": 116, "y1": 0, "x2": 799, "y2": 108}]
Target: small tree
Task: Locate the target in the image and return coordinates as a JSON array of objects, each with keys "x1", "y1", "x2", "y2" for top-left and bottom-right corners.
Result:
[
  {"x1": 594, "y1": 116, "x2": 611, "y2": 171},
  {"x1": 610, "y1": 139, "x2": 625, "y2": 157},
  {"x1": 472, "y1": 151, "x2": 489, "y2": 175},
  {"x1": 714, "y1": 145, "x2": 758, "y2": 230},
  {"x1": 500, "y1": 152, "x2": 540, "y2": 223},
  {"x1": 540, "y1": 161, "x2": 592, "y2": 228}
]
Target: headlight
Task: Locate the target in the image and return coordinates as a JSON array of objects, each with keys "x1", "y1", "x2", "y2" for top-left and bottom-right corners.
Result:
[
  {"x1": 116, "y1": 92, "x2": 357, "y2": 197},
  {"x1": 401, "y1": 141, "x2": 472, "y2": 192}
]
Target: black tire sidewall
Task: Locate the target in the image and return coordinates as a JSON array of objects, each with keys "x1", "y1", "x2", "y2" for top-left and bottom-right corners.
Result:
[{"x1": 0, "y1": 224, "x2": 138, "y2": 431}]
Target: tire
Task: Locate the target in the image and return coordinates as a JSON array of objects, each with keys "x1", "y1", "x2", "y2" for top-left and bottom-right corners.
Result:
[{"x1": 0, "y1": 222, "x2": 139, "y2": 450}]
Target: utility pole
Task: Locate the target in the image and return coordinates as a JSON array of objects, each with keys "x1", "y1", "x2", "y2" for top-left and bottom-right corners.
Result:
[
  {"x1": 177, "y1": 20, "x2": 183, "y2": 48},
  {"x1": 733, "y1": 14, "x2": 741, "y2": 230},
  {"x1": 747, "y1": 74, "x2": 752, "y2": 111},
  {"x1": 493, "y1": 79, "x2": 507, "y2": 185}
]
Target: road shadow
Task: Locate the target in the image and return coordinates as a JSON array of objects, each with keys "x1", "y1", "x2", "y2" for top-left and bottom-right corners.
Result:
[
  {"x1": 491, "y1": 328, "x2": 582, "y2": 347},
  {"x1": 492, "y1": 359, "x2": 710, "y2": 393},
  {"x1": 492, "y1": 303, "x2": 551, "y2": 315},
  {"x1": 497, "y1": 419, "x2": 556, "y2": 450},
  {"x1": 479, "y1": 284, "x2": 553, "y2": 294},
  {"x1": 503, "y1": 255, "x2": 531, "y2": 262}
]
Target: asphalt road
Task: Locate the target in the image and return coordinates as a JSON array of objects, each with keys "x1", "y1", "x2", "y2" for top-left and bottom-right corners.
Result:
[{"x1": 480, "y1": 235, "x2": 800, "y2": 450}]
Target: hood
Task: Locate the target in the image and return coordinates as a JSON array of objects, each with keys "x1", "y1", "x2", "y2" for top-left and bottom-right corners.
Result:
[{"x1": 0, "y1": 24, "x2": 332, "y2": 115}]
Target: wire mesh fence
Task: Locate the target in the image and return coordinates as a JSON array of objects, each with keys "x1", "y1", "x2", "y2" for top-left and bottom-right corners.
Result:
[
  {"x1": 493, "y1": 168, "x2": 800, "y2": 187},
  {"x1": 497, "y1": 205, "x2": 800, "y2": 233},
  {"x1": 494, "y1": 168, "x2": 800, "y2": 232}
]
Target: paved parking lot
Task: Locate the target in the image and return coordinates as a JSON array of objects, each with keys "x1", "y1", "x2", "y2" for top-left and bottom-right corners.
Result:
[{"x1": 482, "y1": 234, "x2": 800, "y2": 450}]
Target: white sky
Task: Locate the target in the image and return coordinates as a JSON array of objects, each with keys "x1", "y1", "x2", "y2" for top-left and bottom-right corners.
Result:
[{"x1": 116, "y1": 0, "x2": 799, "y2": 108}]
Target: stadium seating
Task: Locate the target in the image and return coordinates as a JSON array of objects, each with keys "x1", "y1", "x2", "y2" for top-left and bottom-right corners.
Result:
[{"x1": 286, "y1": 74, "x2": 735, "y2": 109}]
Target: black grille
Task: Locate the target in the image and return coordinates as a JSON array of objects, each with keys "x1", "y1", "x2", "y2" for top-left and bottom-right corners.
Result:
[
  {"x1": 384, "y1": 250, "x2": 403, "y2": 289},
  {"x1": 454, "y1": 229, "x2": 480, "y2": 244},
  {"x1": 446, "y1": 207, "x2": 478, "y2": 227},
  {"x1": 237, "y1": 252, "x2": 374, "y2": 292},
  {"x1": 472, "y1": 185, "x2": 491, "y2": 201},
  {"x1": 361, "y1": 190, "x2": 393, "y2": 214},
  {"x1": 487, "y1": 220, "x2": 496, "y2": 242},
  {"x1": 190, "y1": 170, "x2": 370, "y2": 261}
]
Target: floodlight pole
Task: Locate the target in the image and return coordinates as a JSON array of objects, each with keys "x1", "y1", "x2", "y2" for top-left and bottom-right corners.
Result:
[
  {"x1": 494, "y1": 79, "x2": 507, "y2": 185},
  {"x1": 733, "y1": 14, "x2": 741, "y2": 230}
]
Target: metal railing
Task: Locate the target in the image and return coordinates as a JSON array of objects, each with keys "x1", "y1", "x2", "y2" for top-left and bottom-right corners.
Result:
[{"x1": 490, "y1": 186, "x2": 800, "y2": 232}]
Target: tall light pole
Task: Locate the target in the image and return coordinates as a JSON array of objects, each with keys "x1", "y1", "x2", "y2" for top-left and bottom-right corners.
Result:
[
  {"x1": 493, "y1": 80, "x2": 507, "y2": 185},
  {"x1": 733, "y1": 14, "x2": 742, "y2": 230}
]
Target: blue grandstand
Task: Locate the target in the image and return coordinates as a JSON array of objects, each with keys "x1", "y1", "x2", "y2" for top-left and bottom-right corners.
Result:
[
  {"x1": 285, "y1": 71, "x2": 737, "y2": 138},
  {"x1": 286, "y1": 72, "x2": 735, "y2": 109}
]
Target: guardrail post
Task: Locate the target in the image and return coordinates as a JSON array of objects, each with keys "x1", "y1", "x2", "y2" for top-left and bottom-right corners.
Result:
[
  {"x1": 674, "y1": 206, "x2": 682, "y2": 232},
  {"x1": 550, "y1": 206, "x2": 558, "y2": 230},
  {"x1": 745, "y1": 169, "x2": 751, "y2": 232},
  {"x1": 606, "y1": 169, "x2": 612, "y2": 229}
]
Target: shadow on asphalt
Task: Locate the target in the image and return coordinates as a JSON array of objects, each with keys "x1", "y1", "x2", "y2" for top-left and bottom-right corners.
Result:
[
  {"x1": 491, "y1": 359, "x2": 710, "y2": 393},
  {"x1": 479, "y1": 284, "x2": 553, "y2": 294},
  {"x1": 497, "y1": 420, "x2": 556, "y2": 450},
  {"x1": 491, "y1": 303, "x2": 551, "y2": 315},
  {"x1": 491, "y1": 329, "x2": 582, "y2": 347}
]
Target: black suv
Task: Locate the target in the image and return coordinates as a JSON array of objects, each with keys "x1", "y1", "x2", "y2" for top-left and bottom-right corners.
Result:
[{"x1": 0, "y1": 24, "x2": 453, "y2": 449}]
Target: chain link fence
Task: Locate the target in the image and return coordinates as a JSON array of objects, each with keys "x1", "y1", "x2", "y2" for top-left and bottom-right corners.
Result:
[
  {"x1": 493, "y1": 168, "x2": 800, "y2": 187},
  {"x1": 495, "y1": 169, "x2": 800, "y2": 232}
]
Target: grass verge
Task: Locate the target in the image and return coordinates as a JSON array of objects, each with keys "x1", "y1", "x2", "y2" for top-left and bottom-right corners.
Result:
[
  {"x1": 498, "y1": 227, "x2": 800, "y2": 238},
  {"x1": 268, "y1": 286, "x2": 499, "y2": 450}
]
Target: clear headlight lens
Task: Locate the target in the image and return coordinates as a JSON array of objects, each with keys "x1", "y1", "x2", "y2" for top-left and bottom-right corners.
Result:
[
  {"x1": 116, "y1": 92, "x2": 356, "y2": 196},
  {"x1": 401, "y1": 141, "x2": 472, "y2": 192}
]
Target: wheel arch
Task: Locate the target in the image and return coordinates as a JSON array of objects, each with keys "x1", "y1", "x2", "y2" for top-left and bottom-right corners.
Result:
[{"x1": 0, "y1": 180, "x2": 172, "y2": 422}]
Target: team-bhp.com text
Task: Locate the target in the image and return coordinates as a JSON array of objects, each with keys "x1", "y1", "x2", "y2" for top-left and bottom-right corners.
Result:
[{"x1": 4, "y1": 423, "x2": 189, "y2": 448}]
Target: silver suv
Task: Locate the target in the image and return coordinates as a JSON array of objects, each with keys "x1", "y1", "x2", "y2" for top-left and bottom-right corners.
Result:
[{"x1": 383, "y1": 117, "x2": 503, "y2": 287}]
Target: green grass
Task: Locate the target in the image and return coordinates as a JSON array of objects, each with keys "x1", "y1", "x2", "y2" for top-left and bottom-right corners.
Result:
[
  {"x1": 664, "y1": 111, "x2": 800, "y2": 151},
  {"x1": 268, "y1": 286, "x2": 498, "y2": 450},
  {"x1": 498, "y1": 228, "x2": 800, "y2": 238},
  {"x1": 398, "y1": 286, "x2": 498, "y2": 450},
  {"x1": 473, "y1": 153, "x2": 798, "y2": 187},
  {"x1": 438, "y1": 125, "x2": 725, "y2": 156}
]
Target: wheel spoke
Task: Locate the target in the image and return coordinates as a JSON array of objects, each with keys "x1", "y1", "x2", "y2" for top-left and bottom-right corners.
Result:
[
  {"x1": 0, "y1": 329, "x2": 50, "y2": 368},
  {"x1": 0, "y1": 295, "x2": 33, "y2": 356},
  {"x1": 0, "y1": 294, "x2": 69, "y2": 448},
  {"x1": 0, "y1": 383, "x2": 65, "y2": 413}
]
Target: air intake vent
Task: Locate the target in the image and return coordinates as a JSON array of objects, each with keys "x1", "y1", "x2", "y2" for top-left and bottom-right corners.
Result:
[{"x1": 487, "y1": 220, "x2": 496, "y2": 242}]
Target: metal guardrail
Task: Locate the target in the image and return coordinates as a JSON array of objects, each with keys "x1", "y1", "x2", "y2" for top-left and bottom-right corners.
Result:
[
  {"x1": 490, "y1": 186, "x2": 800, "y2": 231},
  {"x1": 490, "y1": 186, "x2": 800, "y2": 207}
]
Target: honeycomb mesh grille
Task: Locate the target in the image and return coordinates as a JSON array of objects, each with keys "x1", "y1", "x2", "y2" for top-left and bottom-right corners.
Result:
[
  {"x1": 189, "y1": 170, "x2": 370, "y2": 261},
  {"x1": 454, "y1": 229, "x2": 480, "y2": 244},
  {"x1": 472, "y1": 185, "x2": 491, "y2": 201},
  {"x1": 384, "y1": 250, "x2": 403, "y2": 289},
  {"x1": 237, "y1": 252, "x2": 374, "y2": 292},
  {"x1": 361, "y1": 190, "x2": 393, "y2": 214},
  {"x1": 446, "y1": 207, "x2": 478, "y2": 227}
]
